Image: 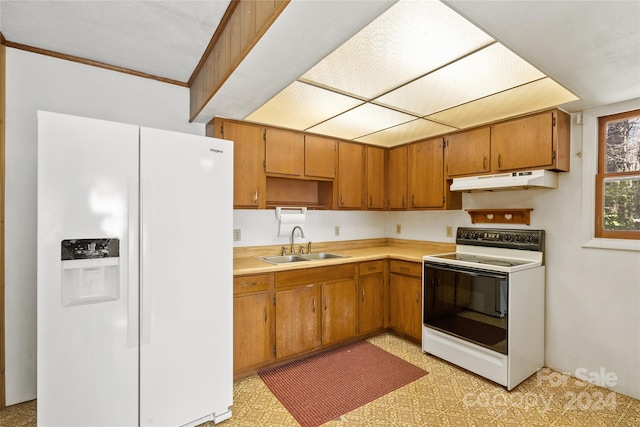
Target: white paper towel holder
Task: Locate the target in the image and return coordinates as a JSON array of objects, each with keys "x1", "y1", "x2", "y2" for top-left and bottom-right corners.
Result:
[
  {"x1": 275, "y1": 207, "x2": 307, "y2": 237},
  {"x1": 275, "y1": 207, "x2": 307, "y2": 220}
]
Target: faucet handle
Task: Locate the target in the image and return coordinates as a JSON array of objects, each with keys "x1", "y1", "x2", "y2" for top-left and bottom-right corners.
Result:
[
  {"x1": 299, "y1": 245, "x2": 305, "y2": 254},
  {"x1": 281, "y1": 246, "x2": 287, "y2": 256}
]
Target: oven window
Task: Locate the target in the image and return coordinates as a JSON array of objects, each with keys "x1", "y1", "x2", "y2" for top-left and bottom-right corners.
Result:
[{"x1": 424, "y1": 263, "x2": 508, "y2": 354}]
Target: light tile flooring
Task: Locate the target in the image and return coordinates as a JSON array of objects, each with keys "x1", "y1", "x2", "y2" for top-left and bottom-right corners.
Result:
[{"x1": 3, "y1": 333, "x2": 639, "y2": 426}]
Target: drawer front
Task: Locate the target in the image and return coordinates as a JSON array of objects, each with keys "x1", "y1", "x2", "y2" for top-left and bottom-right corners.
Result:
[
  {"x1": 359, "y1": 260, "x2": 384, "y2": 276},
  {"x1": 233, "y1": 273, "x2": 272, "y2": 295},
  {"x1": 389, "y1": 260, "x2": 422, "y2": 277},
  {"x1": 275, "y1": 263, "x2": 356, "y2": 288}
]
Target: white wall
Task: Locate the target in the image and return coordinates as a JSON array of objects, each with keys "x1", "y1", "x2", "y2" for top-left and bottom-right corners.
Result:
[{"x1": 4, "y1": 48, "x2": 204, "y2": 405}]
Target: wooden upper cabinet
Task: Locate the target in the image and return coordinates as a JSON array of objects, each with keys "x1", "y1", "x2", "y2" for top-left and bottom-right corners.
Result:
[
  {"x1": 491, "y1": 109, "x2": 570, "y2": 172},
  {"x1": 211, "y1": 119, "x2": 265, "y2": 208},
  {"x1": 265, "y1": 127, "x2": 304, "y2": 176},
  {"x1": 337, "y1": 141, "x2": 365, "y2": 209},
  {"x1": 304, "y1": 135, "x2": 336, "y2": 179},
  {"x1": 366, "y1": 146, "x2": 386, "y2": 209},
  {"x1": 408, "y1": 138, "x2": 445, "y2": 209},
  {"x1": 388, "y1": 146, "x2": 408, "y2": 210},
  {"x1": 445, "y1": 127, "x2": 491, "y2": 177}
]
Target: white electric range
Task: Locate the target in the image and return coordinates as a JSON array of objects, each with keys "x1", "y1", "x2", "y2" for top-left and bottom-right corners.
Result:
[{"x1": 422, "y1": 227, "x2": 545, "y2": 390}]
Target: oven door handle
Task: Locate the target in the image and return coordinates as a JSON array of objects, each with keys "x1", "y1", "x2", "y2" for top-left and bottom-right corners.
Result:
[{"x1": 424, "y1": 263, "x2": 507, "y2": 280}]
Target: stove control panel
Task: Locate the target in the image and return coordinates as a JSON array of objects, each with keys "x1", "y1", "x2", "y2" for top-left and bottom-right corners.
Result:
[{"x1": 456, "y1": 227, "x2": 545, "y2": 251}]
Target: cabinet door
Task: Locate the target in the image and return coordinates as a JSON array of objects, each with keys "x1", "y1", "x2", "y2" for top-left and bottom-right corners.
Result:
[
  {"x1": 389, "y1": 273, "x2": 422, "y2": 340},
  {"x1": 233, "y1": 293, "x2": 272, "y2": 371},
  {"x1": 366, "y1": 146, "x2": 386, "y2": 209},
  {"x1": 388, "y1": 146, "x2": 408, "y2": 209},
  {"x1": 305, "y1": 135, "x2": 336, "y2": 178},
  {"x1": 337, "y1": 141, "x2": 365, "y2": 209},
  {"x1": 215, "y1": 120, "x2": 265, "y2": 208},
  {"x1": 358, "y1": 273, "x2": 384, "y2": 335},
  {"x1": 275, "y1": 285, "x2": 320, "y2": 359},
  {"x1": 445, "y1": 127, "x2": 491, "y2": 177},
  {"x1": 492, "y1": 111, "x2": 554, "y2": 171},
  {"x1": 408, "y1": 138, "x2": 444, "y2": 208},
  {"x1": 265, "y1": 127, "x2": 304, "y2": 176},
  {"x1": 321, "y1": 279, "x2": 358, "y2": 345}
]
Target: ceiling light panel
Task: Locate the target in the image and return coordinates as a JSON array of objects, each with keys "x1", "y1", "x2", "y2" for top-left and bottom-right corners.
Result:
[
  {"x1": 374, "y1": 43, "x2": 546, "y2": 116},
  {"x1": 245, "y1": 81, "x2": 363, "y2": 130},
  {"x1": 300, "y1": 0, "x2": 495, "y2": 100},
  {"x1": 426, "y1": 78, "x2": 580, "y2": 129},
  {"x1": 355, "y1": 118, "x2": 457, "y2": 147},
  {"x1": 306, "y1": 103, "x2": 416, "y2": 140}
]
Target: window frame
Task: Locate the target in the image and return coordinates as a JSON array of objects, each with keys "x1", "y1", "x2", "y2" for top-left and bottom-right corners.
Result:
[
  {"x1": 580, "y1": 98, "x2": 640, "y2": 252},
  {"x1": 595, "y1": 109, "x2": 640, "y2": 240}
]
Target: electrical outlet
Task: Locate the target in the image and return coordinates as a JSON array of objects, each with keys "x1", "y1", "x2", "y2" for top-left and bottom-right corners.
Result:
[
  {"x1": 446, "y1": 226, "x2": 453, "y2": 237},
  {"x1": 233, "y1": 229, "x2": 241, "y2": 241},
  {"x1": 396, "y1": 224, "x2": 402, "y2": 234},
  {"x1": 334, "y1": 226, "x2": 340, "y2": 236}
]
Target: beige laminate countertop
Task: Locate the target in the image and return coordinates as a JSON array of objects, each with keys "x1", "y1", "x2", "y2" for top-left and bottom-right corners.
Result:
[{"x1": 233, "y1": 239, "x2": 455, "y2": 276}]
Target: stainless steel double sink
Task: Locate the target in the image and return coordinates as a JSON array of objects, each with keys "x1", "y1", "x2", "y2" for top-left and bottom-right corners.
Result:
[{"x1": 255, "y1": 252, "x2": 346, "y2": 265}]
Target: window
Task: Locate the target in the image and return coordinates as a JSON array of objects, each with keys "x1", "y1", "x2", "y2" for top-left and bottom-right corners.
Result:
[{"x1": 595, "y1": 109, "x2": 640, "y2": 239}]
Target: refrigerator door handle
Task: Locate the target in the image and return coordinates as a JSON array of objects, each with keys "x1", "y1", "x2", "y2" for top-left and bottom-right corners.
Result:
[
  {"x1": 140, "y1": 177, "x2": 152, "y2": 345},
  {"x1": 127, "y1": 178, "x2": 139, "y2": 348}
]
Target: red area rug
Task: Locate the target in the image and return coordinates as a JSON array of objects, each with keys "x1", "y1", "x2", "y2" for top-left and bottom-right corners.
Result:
[{"x1": 258, "y1": 341, "x2": 428, "y2": 427}]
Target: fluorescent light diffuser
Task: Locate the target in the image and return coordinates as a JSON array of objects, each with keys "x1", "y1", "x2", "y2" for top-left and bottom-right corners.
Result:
[
  {"x1": 307, "y1": 103, "x2": 416, "y2": 140},
  {"x1": 374, "y1": 43, "x2": 546, "y2": 116},
  {"x1": 426, "y1": 78, "x2": 580, "y2": 129},
  {"x1": 300, "y1": 0, "x2": 494, "y2": 99},
  {"x1": 355, "y1": 119, "x2": 457, "y2": 147},
  {"x1": 245, "y1": 81, "x2": 363, "y2": 130}
]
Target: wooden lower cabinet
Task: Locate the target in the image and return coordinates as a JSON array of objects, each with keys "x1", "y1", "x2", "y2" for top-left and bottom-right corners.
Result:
[
  {"x1": 275, "y1": 284, "x2": 321, "y2": 359},
  {"x1": 274, "y1": 264, "x2": 357, "y2": 359},
  {"x1": 358, "y1": 261, "x2": 385, "y2": 335},
  {"x1": 321, "y1": 279, "x2": 358, "y2": 345},
  {"x1": 233, "y1": 273, "x2": 274, "y2": 374},
  {"x1": 233, "y1": 258, "x2": 427, "y2": 376},
  {"x1": 234, "y1": 293, "x2": 273, "y2": 371},
  {"x1": 389, "y1": 260, "x2": 423, "y2": 340}
]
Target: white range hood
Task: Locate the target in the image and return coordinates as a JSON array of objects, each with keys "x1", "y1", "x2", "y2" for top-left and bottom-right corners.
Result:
[{"x1": 450, "y1": 170, "x2": 558, "y2": 192}]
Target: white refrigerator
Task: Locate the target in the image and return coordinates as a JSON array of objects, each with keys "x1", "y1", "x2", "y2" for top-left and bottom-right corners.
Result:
[{"x1": 37, "y1": 111, "x2": 233, "y2": 427}]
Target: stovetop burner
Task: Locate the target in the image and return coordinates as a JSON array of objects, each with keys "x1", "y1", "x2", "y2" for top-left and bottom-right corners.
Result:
[
  {"x1": 431, "y1": 253, "x2": 533, "y2": 267},
  {"x1": 423, "y1": 227, "x2": 546, "y2": 273}
]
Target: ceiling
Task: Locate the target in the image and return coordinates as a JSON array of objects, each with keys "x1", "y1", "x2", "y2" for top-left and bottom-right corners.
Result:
[
  {"x1": 1, "y1": 0, "x2": 639, "y2": 147},
  {"x1": 0, "y1": 0, "x2": 230, "y2": 83}
]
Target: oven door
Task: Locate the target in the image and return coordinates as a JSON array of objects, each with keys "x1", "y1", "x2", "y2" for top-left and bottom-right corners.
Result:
[{"x1": 423, "y1": 262, "x2": 508, "y2": 354}]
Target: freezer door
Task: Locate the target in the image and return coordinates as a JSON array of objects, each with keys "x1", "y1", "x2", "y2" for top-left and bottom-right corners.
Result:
[
  {"x1": 37, "y1": 111, "x2": 139, "y2": 426},
  {"x1": 139, "y1": 127, "x2": 233, "y2": 426}
]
